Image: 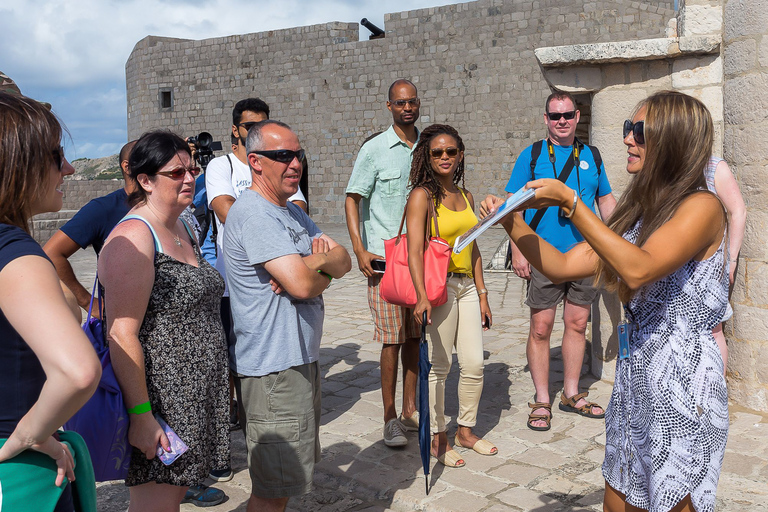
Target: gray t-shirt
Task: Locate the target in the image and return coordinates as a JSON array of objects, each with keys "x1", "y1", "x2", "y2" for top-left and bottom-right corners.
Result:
[{"x1": 223, "y1": 189, "x2": 324, "y2": 376}]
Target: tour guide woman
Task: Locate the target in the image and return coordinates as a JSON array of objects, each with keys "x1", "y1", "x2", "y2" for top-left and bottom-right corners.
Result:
[
  {"x1": 407, "y1": 124, "x2": 495, "y2": 469},
  {"x1": 482, "y1": 91, "x2": 728, "y2": 512}
]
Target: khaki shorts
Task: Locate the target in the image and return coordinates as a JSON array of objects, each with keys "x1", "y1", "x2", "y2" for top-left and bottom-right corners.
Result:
[
  {"x1": 367, "y1": 274, "x2": 420, "y2": 344},
  {"x1": 234, "y1": 362, "x2": 321, "y2": 499},
  {"x1": 526, "y1": 267, "x2": 598, "y2": 310}
]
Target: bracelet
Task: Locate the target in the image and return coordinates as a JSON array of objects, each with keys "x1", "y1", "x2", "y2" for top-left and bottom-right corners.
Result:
[
  {"x1": 127, "y1": 401, "x2": 151, "y2": 415},
  {"x1": 562, "y1": 190, "x2": 578, "y2": 219},
  {"x1": 318, "y1": 270, "x2": 332, "y2": 285},
  {"x1": 478, "y1": 288, "x2": 488, "y2": 296}
]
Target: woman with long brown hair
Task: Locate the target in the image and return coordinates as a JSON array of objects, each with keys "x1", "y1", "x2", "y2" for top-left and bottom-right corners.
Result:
[
  {"x1": 482, "y1": 91, "x2": 728, "y2": 512},
  {"x1": 0, "y1": 92, "x2": 101, "y2": 511},
  {"x1": 407, "y1": 124, "x2": 495, "y2": 468}
]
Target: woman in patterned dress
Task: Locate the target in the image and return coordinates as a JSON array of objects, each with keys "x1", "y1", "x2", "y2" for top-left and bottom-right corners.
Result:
[
  {"x1": 482, "y1": 91, "x2": 728, "y2": 512},
  {"x1": 99, "y1": 131, "x2": 229, "y2": 511}
]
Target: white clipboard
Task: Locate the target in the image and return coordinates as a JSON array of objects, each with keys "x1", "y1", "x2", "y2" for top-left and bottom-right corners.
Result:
[{"x1": 453, "y1": 187, "x2": 536, "y2": 254}]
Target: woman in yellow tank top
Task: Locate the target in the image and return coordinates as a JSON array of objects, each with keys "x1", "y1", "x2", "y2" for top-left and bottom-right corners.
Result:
[{"x1": 406, "y1": 124, "x2": 496, "y2": 468}]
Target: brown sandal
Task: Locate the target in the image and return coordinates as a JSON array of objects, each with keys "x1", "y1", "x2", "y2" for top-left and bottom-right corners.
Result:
[
  {"x1": 559, "y1": 391, "x2": 605, "y2": 419},
  {"x1": 527, "y1": 401, "x2": 552, "y2": 431}
]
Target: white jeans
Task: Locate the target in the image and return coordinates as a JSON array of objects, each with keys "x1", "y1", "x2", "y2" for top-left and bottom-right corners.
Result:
[{"x1": 428, "y1": 274, "x2": 485, "y2": 432}]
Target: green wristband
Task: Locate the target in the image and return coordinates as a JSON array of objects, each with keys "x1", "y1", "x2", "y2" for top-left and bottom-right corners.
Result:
[
  {"x1": 127, "y1": 401, "x2": 151, "y2": 415},
  {"x1": 317, "y1": 270, "x2": 332, "y2": 284}
]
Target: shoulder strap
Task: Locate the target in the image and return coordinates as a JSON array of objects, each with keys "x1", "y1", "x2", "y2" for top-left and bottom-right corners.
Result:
[
  {"x1": 119, "y1": 214, "x2": 163, "y2": 253},
  {"x1": 529, "y1": 140, "x2": 544, "y2": 181},
  {"x1": 396, "y1": 187, "x2": 440, "y2": 241},
  {"x1": 585, "y1": 142, "x2": 602, "y2": 177},
  {"x1": 85, "y1": 274, "x2": 101, "y2": 325},
  {"x1": 179, "y1": 218, "x2": 202, "y2": 258},
  {"x1": 527, "y1": 143, "x2": 578, "y2": 232},
  {"x1": 226, "y1": 154, "x2": 234, "y2": 176}
]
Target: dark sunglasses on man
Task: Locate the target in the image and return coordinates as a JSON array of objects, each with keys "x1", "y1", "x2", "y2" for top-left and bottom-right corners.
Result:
[
  {"x1": 390, "y1": 98, "x2": 420, "y2": 108},
  {"x1": 623, "y1": 120, "x2": 645, "y2": 145},
  {"x1": 237, "y1": 121, "x2": 259, "y2": 132},
  {"x1": 249, "y1": 149, "x2": 306, "y2": 164},
  {"x1": 546, "y1": 111, "x2": 576, "y2": 121}
]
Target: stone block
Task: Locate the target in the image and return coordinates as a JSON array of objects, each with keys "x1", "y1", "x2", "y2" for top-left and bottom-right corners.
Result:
[
  {"x1": 724, "y1": 38, "x2": 757, "y2": 77},
  {"x1": 724, "y1": 0, "x2": 768, "y2": 41},
  {"x1": 745, "y1": 261, "x2": 768, "y2": 306},
  {"x1": 723, "y1": 125, "x2": 768, "y2": 170},
  {"x1": 679, "y1": 4, "x2": 723, "y2": 37},
  {"x1": 542, "y1": 66, "x2": 602, "y2": 92},
  {"x1": 671, "y1": 54, "x2": 723, "y2": 88},
  {"x1": 723, "y1": 72, "x2": 768, "y2": 125}
]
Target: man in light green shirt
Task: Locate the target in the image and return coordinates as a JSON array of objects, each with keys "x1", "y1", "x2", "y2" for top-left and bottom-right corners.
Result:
[{"x1": 345, "y1": 79, "x2": 421, "y2": 447}]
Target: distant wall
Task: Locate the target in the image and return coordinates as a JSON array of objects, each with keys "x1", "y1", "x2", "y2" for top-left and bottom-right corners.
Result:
[{"x1": 126, "y1": 0, "x2": 674, "y2": 223}]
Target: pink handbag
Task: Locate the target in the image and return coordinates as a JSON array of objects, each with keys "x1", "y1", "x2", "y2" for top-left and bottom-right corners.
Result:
[{"x1": 379, "y1": 189, "x2": 451, "y2": 308}]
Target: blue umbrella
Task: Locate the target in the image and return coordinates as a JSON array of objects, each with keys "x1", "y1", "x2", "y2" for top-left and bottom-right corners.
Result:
[{"x1": 418, "y1": 311, "x2": 432, "y2": 494}]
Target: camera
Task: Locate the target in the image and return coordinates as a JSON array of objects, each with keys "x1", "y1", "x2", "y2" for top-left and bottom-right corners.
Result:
[{"x1": 186, "y1": 132, "x2": 223, "y2": 169}]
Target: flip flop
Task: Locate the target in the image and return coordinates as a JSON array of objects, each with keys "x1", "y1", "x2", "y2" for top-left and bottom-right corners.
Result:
[
  {"x1": 454, "y1": 435, "x2": 498, "y2": 456},
  {"x1": 432, "y1": 448, "x2": 465, "y2": 468}
]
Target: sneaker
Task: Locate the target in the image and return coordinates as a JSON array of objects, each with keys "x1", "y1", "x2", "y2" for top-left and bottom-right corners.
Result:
[
  {"x1": 383, "y1": 418, "x2": 407, "y2": 447},
  {"x1": 398, "y1": 412, "x2": 419, "y2": 432},
  {"x1": 209, "y1": 466, "x2": 233, "y2": 482},
  {"x1": 182, "y1": 485, "x2": 226, "y2": 507}
]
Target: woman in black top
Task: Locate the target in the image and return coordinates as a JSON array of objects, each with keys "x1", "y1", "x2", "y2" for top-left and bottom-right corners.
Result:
[{"x1": 0, "y1": 93, "x2": 101, "y2": 510}]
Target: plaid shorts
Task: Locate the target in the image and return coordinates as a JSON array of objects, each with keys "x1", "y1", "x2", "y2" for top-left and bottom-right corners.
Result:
[{"x1": 367, "y1": 274, "x2": 420, "y2": 344}]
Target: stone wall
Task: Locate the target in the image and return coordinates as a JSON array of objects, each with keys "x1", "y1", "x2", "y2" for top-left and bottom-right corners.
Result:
[
  {"x1": 126, "y1": 0, "x2": 674, "y2": 224},
  {"x1": 723, "y1": 0, "x2": 768, "y2": 409}
]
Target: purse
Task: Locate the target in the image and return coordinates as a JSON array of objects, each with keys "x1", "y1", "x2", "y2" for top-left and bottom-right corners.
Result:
[
  {"x1": 379, "y1": 188, "x2": 452, "y2": 308},
  {"x1": 63, "y1": 276, "x2": 131, "y2": 482}
]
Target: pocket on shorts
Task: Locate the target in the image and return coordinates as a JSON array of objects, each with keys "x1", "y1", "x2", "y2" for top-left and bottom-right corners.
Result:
[{"x1": 247, "y1": 418, "x2": 303, "y2": 485}]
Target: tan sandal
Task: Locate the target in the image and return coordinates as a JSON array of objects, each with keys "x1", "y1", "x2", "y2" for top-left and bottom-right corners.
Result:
[
  {"x1": 432, "y1": 448, "x2": 465, "y2": 468},
  {"x1": 527, "y1": 401, "x2": 552, "y2": 431},
  {"x1": 559, "y1": 391, "x2": 605, "y2": 419},
  {"x1": 455, "y1": 435, "x2": 498, "y2": 456}
]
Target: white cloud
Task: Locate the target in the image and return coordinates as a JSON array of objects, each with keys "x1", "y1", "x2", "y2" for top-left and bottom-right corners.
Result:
[{"x1": 0, "y1": 0, "x2": 453, "y2": 157}]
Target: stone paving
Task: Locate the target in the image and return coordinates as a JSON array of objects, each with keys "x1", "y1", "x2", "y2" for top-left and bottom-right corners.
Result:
[{"x1": 75, "y1": 223, "x2": 768, "y2": 512}]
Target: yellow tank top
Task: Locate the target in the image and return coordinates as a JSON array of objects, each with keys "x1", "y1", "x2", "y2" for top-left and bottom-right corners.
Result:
[{"x1": 430, "y1": 189, "x2": 478, "y2": 276}]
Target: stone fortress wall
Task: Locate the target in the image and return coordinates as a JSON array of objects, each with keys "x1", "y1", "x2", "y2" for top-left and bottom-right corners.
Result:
[{"x1": 124, "y1": 0, "x2": 768, "y2": 409}]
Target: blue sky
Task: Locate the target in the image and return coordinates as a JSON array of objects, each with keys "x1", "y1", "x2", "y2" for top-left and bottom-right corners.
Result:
[{"x1": 1, "y1": 0, "x2": 452, "y2": 160}]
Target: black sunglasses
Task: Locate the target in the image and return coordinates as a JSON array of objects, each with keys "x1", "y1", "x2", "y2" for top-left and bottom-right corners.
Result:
[
  {"x1": 157, "y1": 166, "x2": 202, "y2": 179},
  {"x1": 623, "y1": 119, "x2": 645, "y2": 145},
  {"x1": 430, "y1": 147, "x2": 459, "y2": 159},
  {"x1": 237, "y1": 121, "x2": 259, "y2": 131},
  {"x1": 390, "y1": 98, "x2": 420, "y2": 108},
  {"x1": 547, "y1": 111, "x2": 576, "y2": 121},
  {"x1": 250, "y1": 149, "x2": 305, "y2": 164},
  {"x1": 52, "y1": 146, "x2": 65, "y2": 171}
]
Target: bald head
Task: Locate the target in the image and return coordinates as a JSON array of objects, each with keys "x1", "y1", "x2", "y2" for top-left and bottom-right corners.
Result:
[{"x1": 388, "y1": 79, "x2": 417, "y2": 100}]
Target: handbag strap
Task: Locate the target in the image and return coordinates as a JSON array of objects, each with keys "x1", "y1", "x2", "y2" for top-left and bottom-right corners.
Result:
[
  {"x1": 85, "y1": 273, "x2": 101, "y2": 324},
  {"x1": 396, "y1": 187, "x2": 441, "y2": 242}
]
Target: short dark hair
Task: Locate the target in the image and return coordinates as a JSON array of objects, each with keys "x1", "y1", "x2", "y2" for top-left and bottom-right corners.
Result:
[
  {"x1": 388, "y1": 79, "x2": 417, "y2": 101},
  {"x1": 233, "y1": 98, "x2": 270, "y2": 126},
  {"x1": 545, "y1": 90, "x2": 577, "y2": 113},
  {"x1": 127, "y1": 130, "x2": 191, "y2": 207},
  {"x1": 119, "y1": 140, "x2": 137, "y2": 164}
]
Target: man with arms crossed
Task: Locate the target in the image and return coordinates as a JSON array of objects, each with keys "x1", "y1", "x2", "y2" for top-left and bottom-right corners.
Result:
[
  {"x1": 345, "y1": 79, "x2": 421, "y2": 446},
  {"x1": 224, "y1": 120, "x2": 351, "y2": 512},
  {"x1": 506, "y1": 91, "x2": 616, "y2": 431}
]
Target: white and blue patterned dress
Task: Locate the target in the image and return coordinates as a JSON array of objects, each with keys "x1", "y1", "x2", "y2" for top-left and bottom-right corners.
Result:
[{"x1": 602, "y1": 218, "x2": 729, "y2": 512}]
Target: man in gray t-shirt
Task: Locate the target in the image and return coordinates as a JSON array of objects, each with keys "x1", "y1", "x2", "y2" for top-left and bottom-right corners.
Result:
[{"x1": 223, "y1": 120, "x2": 351, "y2": 511}]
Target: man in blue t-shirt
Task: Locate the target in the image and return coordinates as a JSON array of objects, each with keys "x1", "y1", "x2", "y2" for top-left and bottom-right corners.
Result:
[
  {"x1": 505, "y1": 91, "x2": 616, "y2": 432},
  {"x1": 43, "y1": 140, "x2": 136, "y2": 318}
]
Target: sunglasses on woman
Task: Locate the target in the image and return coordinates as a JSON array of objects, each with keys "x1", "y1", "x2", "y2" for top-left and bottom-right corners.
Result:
[
  {"x1": 623, "y1": 120, "x2": 645, "y2": 145},
  {"x1": 157, "y1": 166, "x2": 202, "y2": 179},
  {"x1": 430, "y1": 147, "x2": 459, "y2": 159},
  {"x1": 52, "y1": 146, "x2": 65, "y2": 171}
]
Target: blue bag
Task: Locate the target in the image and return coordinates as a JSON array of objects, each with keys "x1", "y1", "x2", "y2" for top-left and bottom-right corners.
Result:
[{"x1": 63, "y1": 276, "x2": 131, "y2": 481}]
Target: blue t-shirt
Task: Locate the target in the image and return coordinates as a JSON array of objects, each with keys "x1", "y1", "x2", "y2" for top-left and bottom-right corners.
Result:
[
  {"x1": 60, "y1": 188, "x2": 130, "y2": 255},
  {"x1": 505, "y1": 141, "x2": 612, "y2": 252},
  {"x1": 194, "y1": 174, "x2": 216, "y2": 266},
  {"x1": 0, "y1": 224, "x2": 49, "y2": 437}
]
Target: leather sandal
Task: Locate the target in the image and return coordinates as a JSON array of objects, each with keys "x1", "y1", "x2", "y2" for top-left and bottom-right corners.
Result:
[
  {"x1": 559, "y1": 391, "x2": 605, "y2": 419},
  {"x1": 455, "y1": 435, "x2": 498, "y2": 456},
  {"x1": 432, "y1": 448, "x2": 465, "y2": 468},
  {"x1": 527, "y1": 401, "x2": 552, "y2": 431}
]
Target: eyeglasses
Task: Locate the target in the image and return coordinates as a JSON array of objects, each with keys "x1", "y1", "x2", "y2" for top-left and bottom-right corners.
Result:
[
  {"x1": 623, "y1": 119, "x2": 645, "y2": 145},
  {"x1": 547, "y1": 111, "x2": 576, "y2": 121},
  {"x1": 249, "y1": 149, "x2": 305, "y2": 164},
  {"x1": 52, "y1": 146, "x2": 65, "y2": 171},
  {"x1": 390, "y1": 98, "x2": 420, "y2": 108},
  {"x1": 430, "y1": 147, "x2": 459, "y2": 159},
  {"x1": 237, "y1": 121, "x2": 259, "y2": 132},
  {"x1": 157, "y1": 166, "x2": 201, "y2": 179}
]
